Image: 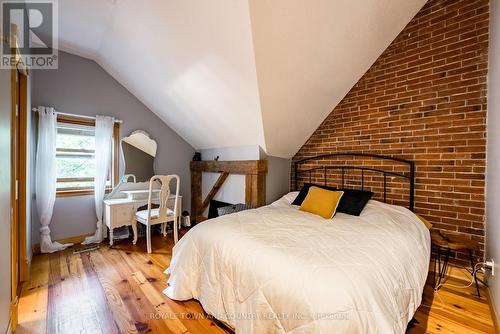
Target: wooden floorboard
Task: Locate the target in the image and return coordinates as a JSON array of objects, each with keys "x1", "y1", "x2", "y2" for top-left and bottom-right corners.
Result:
[{"x1": 17, "y1": 233, "x2": 496, "y2": 334}]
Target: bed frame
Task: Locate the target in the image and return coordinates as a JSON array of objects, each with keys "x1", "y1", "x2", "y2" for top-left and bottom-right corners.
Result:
[{"x1": 293, "y1": 153, "x2": 415, "y2": 211}]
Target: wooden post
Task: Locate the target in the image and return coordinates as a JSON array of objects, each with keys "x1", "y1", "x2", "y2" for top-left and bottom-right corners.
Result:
[
  {"x1": 191, "y1": 160, "x2": 267, "y2": 222},
  {"x1": 245, "y1": 173, "x2": 266, "y2": 208},
  {"x1": 191, "y1": 169, "x2": 202, "y2": 222},
  {"x1": 200, "y1": 172, "x2": 229, "y2": 215}
]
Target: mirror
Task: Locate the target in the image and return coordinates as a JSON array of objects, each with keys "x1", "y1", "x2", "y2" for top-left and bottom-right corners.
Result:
[{"x1": 121, "y1": 130, "x2": 157, "y2": 183}]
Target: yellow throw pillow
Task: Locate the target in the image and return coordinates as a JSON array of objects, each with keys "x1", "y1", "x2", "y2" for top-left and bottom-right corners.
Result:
[
  {"x1": 416, "y1": 214, "x2": 433, "y2": 230},
  {"x1": 299, "y1": 186, "x2": 344, "y2": 219}
]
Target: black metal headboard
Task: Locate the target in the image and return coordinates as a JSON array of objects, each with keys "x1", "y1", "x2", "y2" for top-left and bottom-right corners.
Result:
[{"x1": 293, "y1": 153, "x2": 415, "y2": 211}]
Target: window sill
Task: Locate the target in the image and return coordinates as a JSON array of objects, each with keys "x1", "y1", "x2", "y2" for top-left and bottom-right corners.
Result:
[
  {"x1": 56, "y1": 189, "x2": 94, "y2": 197},
  {"x1": 56, "y1": 188, "x2": 112, "y2": 197}
]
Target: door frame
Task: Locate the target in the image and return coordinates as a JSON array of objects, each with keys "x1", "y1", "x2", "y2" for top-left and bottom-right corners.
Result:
[{"x1": 9, "y1": 23, "x2": 29, "y2": 333}]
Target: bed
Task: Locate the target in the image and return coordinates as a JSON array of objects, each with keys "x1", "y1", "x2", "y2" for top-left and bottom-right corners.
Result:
[{"x1": 164, "y1": 154, "x2": 431, "y2": 333}]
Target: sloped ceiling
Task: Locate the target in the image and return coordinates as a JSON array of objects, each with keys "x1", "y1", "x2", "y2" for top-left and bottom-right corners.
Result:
[{"x1": 57, "y1": 0, "x2": 426, "y2": 158}]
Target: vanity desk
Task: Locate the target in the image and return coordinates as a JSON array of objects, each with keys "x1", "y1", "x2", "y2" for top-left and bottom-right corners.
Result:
[
  {"x1": 103, "y1": 192, "x2": 182, "y2": 246},
  {"x1": 103, "y1": 130, "x2": 182, "y2": 246}
]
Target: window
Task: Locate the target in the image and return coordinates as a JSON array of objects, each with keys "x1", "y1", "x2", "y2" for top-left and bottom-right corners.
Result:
[{"x1": 55, "y1": 116, "x2": 119, "y2": 196}]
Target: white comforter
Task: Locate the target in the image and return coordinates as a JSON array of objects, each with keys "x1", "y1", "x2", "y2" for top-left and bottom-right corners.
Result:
[{"x1": 164, "y1": 192, "x2": 430, "y2": 334}]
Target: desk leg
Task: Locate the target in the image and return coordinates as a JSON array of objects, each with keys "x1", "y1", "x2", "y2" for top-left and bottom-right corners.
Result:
[
  {"x1": 132, "y1": 220, "x2": 138, "y2": 245},
  {"x1": 109, "y1": 228, "x2": 114, "y2": 246}
]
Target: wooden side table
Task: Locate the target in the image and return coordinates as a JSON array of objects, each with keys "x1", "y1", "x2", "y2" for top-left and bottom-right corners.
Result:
[{"x1": 431, "y1": 230, "x2": 481, "y2": 297}]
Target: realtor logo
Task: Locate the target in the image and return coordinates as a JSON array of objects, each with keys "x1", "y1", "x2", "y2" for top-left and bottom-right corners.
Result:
[{"x1": 1, "y1": 0, "x2": 58, "y2": 69}]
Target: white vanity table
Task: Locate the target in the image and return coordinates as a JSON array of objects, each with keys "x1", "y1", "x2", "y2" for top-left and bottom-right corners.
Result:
[
  {"x1": 103, "y1": 130, "x2": 182, "y2": 246},
  {"x1": 103, "y1": 193, "x2": 182, "y2": 246}
]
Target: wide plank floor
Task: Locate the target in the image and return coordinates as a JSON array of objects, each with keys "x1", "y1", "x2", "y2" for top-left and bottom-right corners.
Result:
[{"x1": 17, "y1": 233, "x2": 497, "y2": 334}]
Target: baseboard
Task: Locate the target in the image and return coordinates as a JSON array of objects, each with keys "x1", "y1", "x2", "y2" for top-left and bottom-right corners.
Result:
[
  {"x1": 32, "y1": 233, "x2": 94, "y2": 254},
  {"x1": 487, "y1": 287, "x2": 500, "y2": 333},
  {"x1": 5, "y1": 319, "x2": 12, "y2": 334},
  {"x1": 9, "y1": 296, "x2": 18, "y2": 334}
]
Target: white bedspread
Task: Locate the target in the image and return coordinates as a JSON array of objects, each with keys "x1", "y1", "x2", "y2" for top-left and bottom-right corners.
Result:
[{"x1": 164, "y1": 192, "x2": 430, "y2": 334}]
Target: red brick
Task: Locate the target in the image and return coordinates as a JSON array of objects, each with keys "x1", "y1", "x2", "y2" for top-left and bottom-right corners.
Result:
[{"x1": 292, "y1": 0, "x2": 488, "y2": 264}]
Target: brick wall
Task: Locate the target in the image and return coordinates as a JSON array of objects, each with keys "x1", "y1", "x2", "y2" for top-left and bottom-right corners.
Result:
[{"x1": 292, "y1": 0, "x2": 489, "y2": 263}]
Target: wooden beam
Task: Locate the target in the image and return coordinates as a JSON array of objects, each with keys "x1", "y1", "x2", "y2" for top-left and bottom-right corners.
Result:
[
  {"x1": 245, "y1": 173, "x2": 266, "y2": 208},
  {"x1": 191, "y1": 170, "x2": 202, "y2": 222},
  {"x1": 199, "y1": 172, "x2": 229, "y2": 215},
  {"x1": 190, "y1": 160, "x2": 267, "y2": 174},
  {"x1": 191, "y1": 160, "x2": 268, "y2": 222}
]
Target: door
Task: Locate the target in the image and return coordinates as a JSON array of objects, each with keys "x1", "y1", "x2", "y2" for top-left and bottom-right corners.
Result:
[
  {"x1": 10, "y1": 65, "x2": 20, "y2": 332},
  {"x1": 10, "y1": 66, "x2": 28, "y2": 333}
]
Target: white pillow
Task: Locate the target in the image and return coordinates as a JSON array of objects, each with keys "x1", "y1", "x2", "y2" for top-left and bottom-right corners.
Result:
[{"x1": 282, "y1": 191, "x2": 300, "y2": 205}]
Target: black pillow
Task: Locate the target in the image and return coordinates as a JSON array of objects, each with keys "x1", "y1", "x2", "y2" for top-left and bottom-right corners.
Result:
[
  {"x1": 337, "y1": 188, "x2": 373, "y2": 216},
  {"x1": 291, "y1": 183, "x2": 335, "y2": 205},
  {"x1": 292, "y1": 183, "x2": 373, "y2": 216}
]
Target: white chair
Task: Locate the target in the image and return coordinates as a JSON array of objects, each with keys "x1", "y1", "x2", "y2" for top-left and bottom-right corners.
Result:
[{"x1": 134, "y1": 175, "x2": 180, "y2": 253}]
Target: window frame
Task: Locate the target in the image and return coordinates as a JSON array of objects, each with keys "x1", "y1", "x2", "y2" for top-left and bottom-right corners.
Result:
[{"x1": 56, "y1": 115, "x2": 120, "y2": 197}]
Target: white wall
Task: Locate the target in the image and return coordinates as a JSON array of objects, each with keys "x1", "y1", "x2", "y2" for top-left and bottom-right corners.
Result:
[{"x1": 487, "y1": 0, "x2": 500, "y2": 321}]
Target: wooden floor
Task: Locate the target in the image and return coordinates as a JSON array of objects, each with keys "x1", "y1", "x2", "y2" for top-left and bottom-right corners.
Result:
[{"x1": 17, "y1": 233, "x2": 497, "y2": 334}]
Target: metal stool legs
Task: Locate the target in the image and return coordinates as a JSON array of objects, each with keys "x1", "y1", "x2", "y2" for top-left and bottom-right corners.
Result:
[
  {"x1": 433, "y1": 246, "x2": 481, "y2": 298},
  {"x1": 468, "y1": 249, "x2": 481, "y2": 298},
  {"x1": 434, "y1": 246, "x2": 450, "y2": 289}
]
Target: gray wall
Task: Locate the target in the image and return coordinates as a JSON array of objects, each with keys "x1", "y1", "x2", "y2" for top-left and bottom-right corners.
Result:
[
  {"x1": 266, "y1": 156, "x2": 290, "y2": 204},
  {"x1": 0, "y1": 69, "x2": 12, "y2": 333},
  {"x1": 487, "y1": 0, "x2": 500, "y2": 321},
  {"x1": 31, "y1": 51, "x2": 194, "y2": 243}
]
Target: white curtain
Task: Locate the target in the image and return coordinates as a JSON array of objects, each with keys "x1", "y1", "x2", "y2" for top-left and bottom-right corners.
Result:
[
  {"x1": 82, "y1": 115, "x2": 115, "y2": 245},
  {"x1": 36, "y1": 107, "x2": 73, "y2": 253}
]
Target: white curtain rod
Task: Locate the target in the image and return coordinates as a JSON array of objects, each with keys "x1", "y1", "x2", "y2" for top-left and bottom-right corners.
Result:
[{"x1": 32, "y1": 107, "x2": 123, "y2": 124}]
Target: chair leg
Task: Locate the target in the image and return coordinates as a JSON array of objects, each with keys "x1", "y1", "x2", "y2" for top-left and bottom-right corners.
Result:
[
  {"x1": 469, "y1": 249, "x2": 481, "y2": 298},
  {"x1": 161, "y1": 223, "x2": 167, "y2": 237},
  {"x1": 131, "y1": 221, "x2": 138, "y2": 245},
  {"x1": 147, "y1": 225, "x2": 152, "y2": 254},
  {"x1": 174, "y1": 216, "x2": 179, "y2": 244}
]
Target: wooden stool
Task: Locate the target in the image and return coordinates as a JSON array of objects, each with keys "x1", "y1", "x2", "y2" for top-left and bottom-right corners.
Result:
[{"x1": 431, "y1": 230, "x2": 481, "y2": 297}]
